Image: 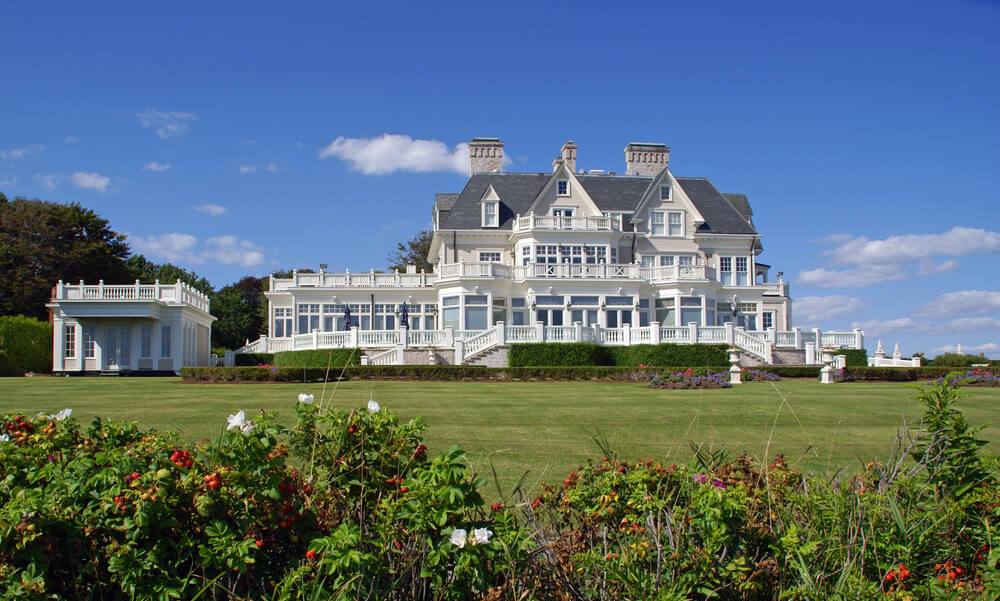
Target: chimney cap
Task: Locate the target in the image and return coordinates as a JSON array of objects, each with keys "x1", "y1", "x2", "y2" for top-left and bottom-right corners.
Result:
[
  {"x1": 625, "y1": 141, "x2": 669, "y2": 149},
  {"x1": 471, "y1": 137, "x2": 502, "y2": 143}
]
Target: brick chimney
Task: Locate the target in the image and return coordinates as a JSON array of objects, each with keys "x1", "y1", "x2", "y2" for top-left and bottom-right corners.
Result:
[
  {"x1": 560, "y1": 140, "x2": 578, "y2": 172},
  {"x1": 624, "y1": 142, "x2": 670, "y2": 176},
  {"x1": 468, "y1": 137, "x2": 504, "y2": 174}
]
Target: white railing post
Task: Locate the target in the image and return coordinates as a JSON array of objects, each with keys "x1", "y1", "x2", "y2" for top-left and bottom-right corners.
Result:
[
  {"x1": 56, "y1": 280, "x2": 64, "y2": 299},
  {"x1": 592, "y1": 323, "x2": 601, "y2": 343},
  {"x1": 134, "y1": 279, "x2": 141, "y2": 298},
  {"x1": 724, "y1": 321, "x2": 735, "y2": 346},
  {"x1": 99, "y1": 279, "x2": 105, "y2": 298},
  {"x1": 399, "y1": 324, "x2": 408, "y2": 349},
  {"x1": 622, "y1": 324, "x2": 632, "y2": 346},
  {"x1": 496, "y1": 322, "x2": 506, "y2": 346},
  {"x1": 312, "y1": 329, "x2": 319, "y2": 350},
  {"x1": 444, "y1": 327, "x2": 454, "y2": 346},
  {"x1": 853, "y1": 328, "x2": 864, "y2": 350},
  {"x1": 350, "y1": 326, "x2": 359, "y2": 348},
  {"x1": 573, "y1": 321, "x2": 582, "y2": 343},
  {"x1": 536, "y1": 321, "x2": 545, "y2": 342},
  {"x1": 805, "y1": 341, "x2": 816, "y2": 365},
  {"x1": 767, "y1": 327, "x2": 776, "y2": 343},
  {"x1": 688, "y1": 321, "x2": 698, "y2": 344},
  {"x1": 454, "y1": 339, "x2": 464, "y2": 363},
  {"x1": 813, "y1": 328, "x2": 823, "y2": 350},
  {"x1": 793, "y1": 327, "x2": 802, "y2": 350},
  {"x1": 650, "y1": 321, "x2": 661, "y2": 344},
  {"x1": 261, "y1": 336, "x2": 270, "y2": 353}
]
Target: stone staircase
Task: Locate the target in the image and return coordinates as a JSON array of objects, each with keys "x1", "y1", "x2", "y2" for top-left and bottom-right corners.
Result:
[
  {"x1": 465, "y1": 346, "x2": 508, "y2": 367},
  {"x1": 772, "y1": 349, "x2": 807, "y2": 365}
]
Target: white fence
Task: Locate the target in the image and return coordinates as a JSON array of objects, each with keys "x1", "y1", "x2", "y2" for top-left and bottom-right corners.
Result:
[{"x1": 54, "y1": 279, "x2": 211, "y2": 313}]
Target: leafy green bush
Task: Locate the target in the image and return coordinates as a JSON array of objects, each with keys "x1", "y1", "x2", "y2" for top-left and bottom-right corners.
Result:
[
  {"x1": 235, "y1": 352, "x2": 274, "y2": 366},
  {"x1": 272, "y1": 348, "x2": 361, "y2": 369},
  {"x1": 0, "y1": 315, "x2": 52, "y2": 376},
  {"x1": 508, "y1": 343, "x2": 728, "y2": 367},
  {"x1": 839, "y1": 348, "x2": 868, "y2": 366},
  {"x1": 928, "y1": 352, "x2": 992, "y2": 367},
  {"x1": 843, "y1": 366, "x2": 987, "y2": 381},
  {"x1": 752, "y1": 365, "x2": 821, "y2": 378}
]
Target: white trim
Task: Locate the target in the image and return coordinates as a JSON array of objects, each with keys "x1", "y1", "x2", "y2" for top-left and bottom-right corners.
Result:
[{"x1": 556, "y1": 178, "x2": 570, "y2": 196}]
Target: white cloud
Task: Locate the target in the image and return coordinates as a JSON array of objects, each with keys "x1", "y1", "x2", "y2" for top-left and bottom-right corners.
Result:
[
  {"x1": 948, "y1": 317, "x2": 1000, "y2": 331},
  {"x1": 0, "y1": 144, "x2": 45, "y2": 160},
  {"x1": 64, "y1": 136, "x2": 78, "y2": 144},
  {"x1": 69, "y1": 171, "x2": 111, "y2": 193},
  {"x1": 0, "y1": 174, "x2": 16, "y2": 186},
  {"x1": 137, "y1": 109, "x2": 196, "y2": 139},
  {"x1": 130, "y1": 232, "x2": 264, "y2": 267},
  {"x1": 143, "y1": 161, "x2": 172, "y2": 172},
  {"x1": 794, "y1": 295, "x2": 865, "y2": 325},
  {"x1": 930, "y1": 342, "x2": 1000, "y2": 357},
  {"x1": 318, "y1": 134, "x2": 469, "y2": 175},
  {"x1": 825, "y1": 227, "x2": 1000, "y2": 265},
  {"x1": 194, "y1": 203, "x2": 228, "y2": 216},
  {"x1": 239, "y1": 162, "x2": 278, "y2": 174},
  {"x1": 915, "y1": 290, "x2": 1000, "y2": 317},
  {"x1": 799, "y1": 264, "x2": 907, "y2": 288},
  {"x1": 35, "y1": 173, "x2": 61, "y2": 190},
  {"x1": 851, "y1": 317, "x2": 919, "y2": 335}
]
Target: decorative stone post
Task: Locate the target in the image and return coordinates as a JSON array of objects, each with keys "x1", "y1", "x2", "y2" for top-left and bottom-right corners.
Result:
[
  {"x1": 688, "y1": 321, "x2": 698, "y2": 344},
  {"x1": 805, "y1": 341, "x2": 816, "y2": 365},
  {"x1": 496, "y1": 322, "x2": 507, "y2": 346},
  {"x1": 819, "y1": 363, "x2": 836, "y2": 384},
  {"x1": 350, "y1": 326, "x2": 359, "y2": 348},
  {"x1": 724, "y1": 321, "x2": 735, "y2": 346},
  {"x1": 312, "y1": 329, "x2": 319, "y2": 350},
  {"x1": 650, "y1": 321, "x2": 661, "y2": 344},
  {"x1": 793, "y1": 327, "x2": 802, "y2": 350},
  {"x1": 536, "y1": 321, "x2": 545, "y2": 342},
  {"x1": 728, "y1": 348, "x2": 742, "y2": 384},
  {"x1": 622, "y1": 324, "x2": 632, "y2": 345},
  {"x1": 572, "y1": 321, "x2": 582, "y2": 343}
]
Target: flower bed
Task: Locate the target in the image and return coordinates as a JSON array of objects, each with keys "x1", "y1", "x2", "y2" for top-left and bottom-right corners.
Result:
[
  {"x1": 648, "y1": 368, "x2": 732, "y2": 389},
  {"x1": 741, "y1": 368, "x2": 782, "y2": 382},
  {"x1": 1, "y1": 378, "x2": 997, "y2": 599}
]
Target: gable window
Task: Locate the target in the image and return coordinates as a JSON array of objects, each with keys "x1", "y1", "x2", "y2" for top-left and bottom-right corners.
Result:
[
  {"x1": 482, "y1": 201, "x2": 498, "y2": 227},
  {"x1": 556, "y1": 179, "x2": 569, "y2": 196},
  {"x1": 551, "y1": 207, "x2": 574, "y2": 217},
  {"x1": 478, "y1": 251, "x2": 502, "y2": 263},
  {"x1": 659, "y1": 184, "x2": 671, "y2": 201},
  {"x1": 667, "y1": 211, "x2": 684, "y2": 236},
  {"x1": 650, "y1": 210, "x2": 665, "y2": 236}
]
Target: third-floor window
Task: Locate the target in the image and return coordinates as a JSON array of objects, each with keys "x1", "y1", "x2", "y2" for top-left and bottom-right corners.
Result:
[{"x1": 482, "y1": 201, "x2": 498, "y2": 227}]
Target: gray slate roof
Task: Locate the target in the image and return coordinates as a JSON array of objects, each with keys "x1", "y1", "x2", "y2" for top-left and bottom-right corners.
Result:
[{"x1": 437, "y1": 173, "x2": 756, "y2": 235}]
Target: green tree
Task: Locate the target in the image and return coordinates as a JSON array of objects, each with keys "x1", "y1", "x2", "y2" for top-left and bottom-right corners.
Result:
[
  {"x1": 210, "y1": 276, "x2": 266, "y2": 349},
  {"x1": 387, "y1": 228, "x2": 433, "y2": 272},
  {"x1": 126, "y1": 254, "x2": 214, "y2": 296},
  {"x1": 0, "y1": 197, "x2": 131, "y2": 319}
]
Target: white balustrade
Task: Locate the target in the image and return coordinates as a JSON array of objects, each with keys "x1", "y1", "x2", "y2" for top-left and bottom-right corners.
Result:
[
  {"x1": 775, "y1": 331, "x2": 796, "y2": 347},
  {"x1": 822, "y1": 331, "x2": 857, "y2": 349},
  {"x1": 513, "y1": 214, "x2": 616, "y2": 232},
  {"x1": 631, "y1": 326, "x2": 652, "y2": 344},
  {"x1": 366, "y1": 346, "x2": 401, "y2": 366},
  {"x1": 544, "y1": 326, "x2": 578, "y2": 342},
  {"x1": 599, "y1": 328, "x2": 625, "y2": 345},
  {"x1": 407, "y1": 330, "x2": 447, "y2": 347},
  {"x1": 697, "y1": 326, "x2": 727, "y2": 342},
  {"x1": 357, "y1": 330, "x2": 400, "y2": 348},
  {"x1": 462, "y1": 327, "x2": 499, "y2": 361},
  {"x1": 318, "y1": 332, "x2": 351, "y2": 348},
  {"x1": 55, "y1": 280, "x2": 210, "y2": 313},
  {"x1": 506, "y1": 326, "x2": 538, "y2": 343}
]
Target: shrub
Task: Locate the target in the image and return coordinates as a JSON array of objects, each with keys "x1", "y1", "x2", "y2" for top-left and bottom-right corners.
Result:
[
  {"x1": 928, "y1": 352, "x2": 992, "y2": 367},
  {"x1": 648, "y1": 369, "x2": 731, "y2": 388},
  {"x1": 234, "y1": 352, "x2": 274, "y2": 366},
  {"x1": 839, "y1": 348, "x2": 868, "y2": 366},
  {"x1": 272, "y1": 348, "x2": 361, "y2": 369},
  {"x1": 0, "y1": 315, "x2": 52, "y2": 376},
  {"x1": 742, "y1": 368, "x2": 782, "y2": 382},
  {"x1": 508, "y1": 342, "x2": 728, "y2": 368}
]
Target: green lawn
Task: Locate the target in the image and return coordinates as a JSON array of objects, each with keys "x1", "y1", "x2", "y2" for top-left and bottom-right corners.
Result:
[{"x1": 1, "y1": 377, "x2": 997, "y2": 493}]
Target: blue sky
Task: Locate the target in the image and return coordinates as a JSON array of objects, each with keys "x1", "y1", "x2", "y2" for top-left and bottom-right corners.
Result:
[{"x1": 2, "y1": 0, "x2": 998, "y2": 357}]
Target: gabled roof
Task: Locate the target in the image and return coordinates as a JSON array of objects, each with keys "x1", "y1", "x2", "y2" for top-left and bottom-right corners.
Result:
[{"x1": 436, "y1": 172, "x2": 757, "y2": 235}]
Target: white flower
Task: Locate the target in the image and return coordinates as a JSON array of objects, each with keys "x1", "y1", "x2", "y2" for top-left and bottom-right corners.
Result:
[
  {"x1": 297, "y1": 393, "x2": 315, "y2": 404},
  {"x1": 53, "y1": 408, "x2": 72, "y2": 421},
  {"x1": 367, "y1": 400, "x2": 380, "y2": 413},
  {"x1": 449, "y1": 528, "x2": 467, "y2": 548},
  {"x1": 472, "y1": 528, "x2": 493, "y2": 545},
  {"x1": 0, "y1": 433, "x2": 10, "y2": 443},
  {"x1": 226, "y1": 410, "x2": 254, "y2": 433}
]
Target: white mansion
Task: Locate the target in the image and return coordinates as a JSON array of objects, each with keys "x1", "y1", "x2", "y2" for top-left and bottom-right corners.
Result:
[{"x1": 47, "y1": 138, "x2": 864, "y2": 373}]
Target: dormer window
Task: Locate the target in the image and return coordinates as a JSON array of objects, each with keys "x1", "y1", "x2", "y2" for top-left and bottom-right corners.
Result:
[
  {"x1": 660, "y1": 184, "x2": 671, "y2": 201},
  {"x1": 482, "y1": 201, "x2": 498, "y2": 227},
  {"x1": 556, "y1": 179, "x2": 569, "y2": 196}
]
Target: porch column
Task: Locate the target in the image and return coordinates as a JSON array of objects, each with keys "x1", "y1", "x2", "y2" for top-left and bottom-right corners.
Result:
[
  {"x1": 813, "y1": 328, "x2": 823, "y2": 350},
  {"x1": 350, "y1": 326, "x2": 359, "y2": 348},
  {"x1": 650, "y1": 321, "x2": 661, "y2": 344},
  {"x1": 622, "y1": 324, "x2": 631, "y2": 345},
  {"x1": 496, "y1": 322, "x2": 507, "y2": 345},
  {"x1": 443, "y1": 326, "x2": 454, "y2": 347},
  {"x1": 52, "y1": 315, "x2": 65, "y2": 372},
  {"x1": 688, "y1": 321, "x2": 698, "y2": 344},
  {"x1": 793, "y1": 327, "x2": 802, "y2": 350}
]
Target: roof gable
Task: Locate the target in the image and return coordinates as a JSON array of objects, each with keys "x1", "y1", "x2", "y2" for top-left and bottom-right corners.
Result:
[{"x1": 525, "y1": 162, "x2": 603, "y2": 217}]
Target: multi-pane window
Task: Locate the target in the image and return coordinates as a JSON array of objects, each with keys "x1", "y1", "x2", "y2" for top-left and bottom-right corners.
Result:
[
  {"x1": 84, "y1": 327, "x2": 96, "y2": 358},
  {"x1": 552, "y1": 207, "x2": 574, "y2": 217},
  {"x1": 297, "y1": 304, "x2": 320, "y2": 333},
  {"x1": 556, "y1": 179, "x2": 569, "y2": 196},
  {"x1": 422, "y1": 304, "x2": 437, "y2": 330},
  {"x1": 464, "y1": 295, "x2": 488, "y2": 330},
  {"x1": 479, "y1": 251, "x2": 502, "y2": 262},
  {"x1": 735, "y1": 257, "x2": 749, "y2": 286},
  {"x1": 274, "y1": 307, "x2": 293, "y2": 337},
  {"x1": 374, "y1": 304, "x2": 396, "y2": 330},
  {"x1": 660, "y1": 184, "x2": 671, "y2": 200},
  {"x1": 482, "y1": 202, "x2": 498, "y2": 227},
  {"x1": 161, "y1": 326, "x2": 172, "y2": 357},
  {"x1": 680, "y1": 297, "x2": 703, "y2": 326},
  {"x1": 140, "y1": 326, "x2": 152, "y2": 358},
  {"x1": 655, "y1": 298, "x2": 676, "y2": 325},
  {"x1": 442, "y1": 296, "x2": 460, "y2": 330},
  {"x1": 64, "y1": 324, "x2": 76, "y2": 358},
  {"x1": 342, "y1": 304, "x2": 371, "y2": 330},
  {"x1": 583, "y1": 246, "x2": 607, "y2": 264},
  {"x1": 511, "y1": 298, "x2": 527, "y2": 326},
  {"x1": 667, "y1": 211, "x2": 683, "y2": 236},
  {"x1": 535, "y1": 245, "x2": 558, "y2": 264},
  {"x1": 640, "y1": 255, "x2": 655, "y2": 268},
  {"x1": 492, "y1": 298, "x2": 506, "y2": 324},
  {"x1": 737, "y1": 302, "x2": 758, "y2": 330},
  {"x1": 678, "y1": 255, "x2": 694, "y2": 267},
  {"x1": 639, "y1": 299, "x2": 650, "y2": 327},
  {"x1": 659, "y1": 255, "x2": 675, "y2": 267},
  {"x1": 650, "y1": 210, "x2": 665, "y2": 236},
  {"x1": 762, "y1": 311, "x2": 774, "y2": 330},
  {"x1": 559, "y1": 245, "x2": 583, "y2": 264},
  {"x1": 321, "y1": 304, "x2": 343, "y2": 332},
  {"x1": 720, "y1": 257, "x2": 733, "y2": 285}
]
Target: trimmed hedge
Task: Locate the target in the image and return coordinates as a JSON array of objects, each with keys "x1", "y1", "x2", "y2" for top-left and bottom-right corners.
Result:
[
  {"x1": 272, "y1": 348, "x2": 361, "y2": 369},
  {"x1": 839, "y1": 348, "x2": 868, "y2": 367},
  {"x1": 235, "y1": 352, "x2": 274, "y2": 366},
  {"x1": 753, "y1": 365, "x2": 821, "y2": 378},
  {"x1": 508, "y1": 343, "x2": 728, "y2": 368},
  {"x1": 0, "y1": 315, "x2": 52, "y2": 376}
]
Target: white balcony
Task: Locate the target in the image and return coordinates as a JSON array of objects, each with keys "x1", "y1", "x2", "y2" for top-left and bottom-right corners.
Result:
[
  {"x1": 271, "y1": 270, "x2": 437, "y2": 290},
  {"x1": 53, "y1": 280, "x2": 210, "y2": 313},
  {"x1": 512, "y1": 214, "x2": 618, "y2": 233}
]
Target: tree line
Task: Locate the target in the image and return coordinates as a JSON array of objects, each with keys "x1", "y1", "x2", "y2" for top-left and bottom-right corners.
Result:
[{"x1": 0, "y1": 192, "x2": 434, "y2": 351}]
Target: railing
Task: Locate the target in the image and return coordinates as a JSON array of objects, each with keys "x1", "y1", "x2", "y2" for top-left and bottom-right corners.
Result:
[
  {"x1": 643, "y1": 265, "x2": 714, "y2": 282},
  {"x1": 271, "y1": 270, "x2": 437, "y2": 291},
  {"x1": 407, "y1": 330, "x2": 448, "y2": 347},
  {"x1": 632, "y1": 326, "x2": 652, "y2": 344},
  {"x1": 512, "y1": 263, "x2": 642, "y2": 280},
  {"x1": 365, "y1": 347, "x2": 402, "y2": 366},
  {"x1": 462, "y1": 327, "x2": 499, "y2": 361},
  {"x1": 54, "y1": 280, "x2": 210, "y2": 313},
  {"x1": 660, "y1": 327, "x2": 688, "y2": 342},
  {"x1": 734, "y1": 328, "x2": 771, "y2": 363},
  {"x1": 513, "y1": 214, "x2": 617, "y2": 232},
  {"x1": 775, "y1": 331, "x2": 796, "y2": 347},
  {"x1": 437, "y1": 262, "x2": 510, "y2": 281},
  {"x1": 599, "y1": 328, "x2": 625, "y2": 345},
  {"x1": 358, "y1": 330, "x2": 400, "y2": 348},
  {"x1": 545, "y1": 326, "x2": 577, "y2": 342},
  {"x1": 697, "y1": 326, "x2": 726, "y2": 343},
  {"x1": 822, "y1": 331, "x2": 857, "y2": 349},
  {"x1": 318, "y1": 331, "x2": 351, "y2": 348}
]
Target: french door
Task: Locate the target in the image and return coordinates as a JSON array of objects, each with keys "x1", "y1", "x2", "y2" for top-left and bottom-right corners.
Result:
[
  {"x1": 104, "y1": 327, "x2": 131, "y2": 369},
  {"x1": 535, "y1": 308, "x2": 564, "y2": 326},
  {"x1": 605, "y1": 309, "x2": 633, "y2": 328}
]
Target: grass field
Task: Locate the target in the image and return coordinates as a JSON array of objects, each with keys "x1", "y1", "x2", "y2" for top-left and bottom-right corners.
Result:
[{"x1": 1, "y1": 377, "x2": 997, "y2": 493}]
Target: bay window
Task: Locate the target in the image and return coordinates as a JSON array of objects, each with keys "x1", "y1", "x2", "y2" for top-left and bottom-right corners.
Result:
[{"x1": 680, "y1": 297, "x2": 702, "y2": 325}]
